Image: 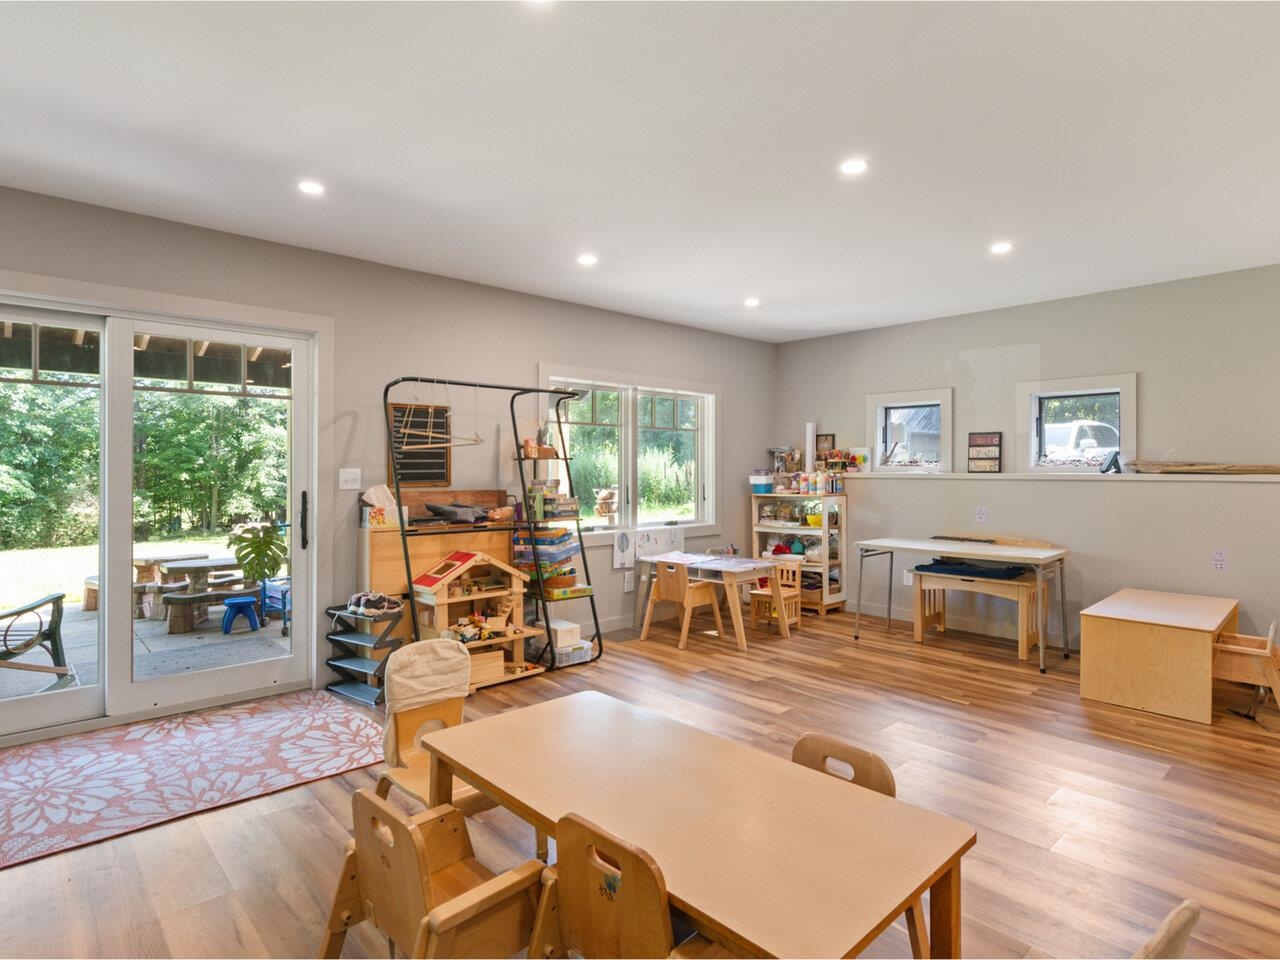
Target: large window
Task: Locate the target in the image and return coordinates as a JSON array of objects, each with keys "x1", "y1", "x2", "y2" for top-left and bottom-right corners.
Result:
[
  {"x1": 551, "y1": 377, "x2": 714, "y2": 531},
  {"x1": 866, "y1": 388, "x2": 953, "y2": 473}
]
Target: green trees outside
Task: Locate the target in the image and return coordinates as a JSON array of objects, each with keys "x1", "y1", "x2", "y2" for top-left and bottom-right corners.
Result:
[{"x1": 0, "y1": 381, "x2": 288, "y2": 550}]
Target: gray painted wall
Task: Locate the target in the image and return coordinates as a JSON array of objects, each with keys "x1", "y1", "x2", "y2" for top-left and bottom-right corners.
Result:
[
  {"x1": 0, "y1": 185, "x2": 775, "y2": 639},
  {"x1": 774, "y1": 266, "x2": 1280, "y2": 640}
]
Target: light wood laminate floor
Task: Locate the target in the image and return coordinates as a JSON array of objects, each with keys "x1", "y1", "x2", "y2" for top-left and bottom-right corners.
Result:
[{"x1": 3, "y1": 612, "x2": 1278, "y2": 959}]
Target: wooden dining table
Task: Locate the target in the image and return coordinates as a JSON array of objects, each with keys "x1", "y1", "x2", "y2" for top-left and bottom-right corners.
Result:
[{"x1": 422, "y1": 691, "x2": 976, "y2": 959}]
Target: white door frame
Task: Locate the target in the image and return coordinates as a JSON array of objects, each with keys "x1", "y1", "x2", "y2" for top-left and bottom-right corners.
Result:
[
  {"x1": 0, "y1": 269, "x2": 334, "y2": 747},
  {"x1": 104, "y1": 316, "x2": 315, "y2": 717}
]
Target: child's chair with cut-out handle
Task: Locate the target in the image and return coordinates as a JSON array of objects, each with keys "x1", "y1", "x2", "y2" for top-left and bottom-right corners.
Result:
[
  {"x1": 376, "y1": 638, "x2": 548, "y2": 860},
  {"x1": 791, "y1": 733, "x2": 928, "y2": 959},
  {"x1": 320, "y1": 790, "x2": 542, "y2": 958},
  {"x1": 1212, "y1": 620, "x2": 1279, "y2": 721},
  {"x1": 529, "y1": 813, "x2": 733, "y2": 959},
  {"x1": 639, "y1": 561, "x2": 725, "y2": 650},
  {"x1": 749, "y1": 558, "x2": 802, "y2": 631}
]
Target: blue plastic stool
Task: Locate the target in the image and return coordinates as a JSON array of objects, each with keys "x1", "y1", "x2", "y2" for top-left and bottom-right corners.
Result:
[{"x1": 222, "y1": 595, "x2": 260, "y2": 634}]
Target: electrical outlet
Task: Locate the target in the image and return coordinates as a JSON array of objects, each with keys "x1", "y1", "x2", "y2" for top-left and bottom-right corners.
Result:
[
  {"x1": 902, "y1": 569, "x2": 914, "y2": 587},
  {"x1": 1210, "y1": 548, "x2": 1228, "y2": 572},
  {"x1": 623, "y1": 570, "x2": 635, "y2": 593},
  {"x1": 338, "y1": 468, "x2": 362, "y2": 491},
  {"x1": 975, "y1": 505, "x2": 988, "y2": 524}
]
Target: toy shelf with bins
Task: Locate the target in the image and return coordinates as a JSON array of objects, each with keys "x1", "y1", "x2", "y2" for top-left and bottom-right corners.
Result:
[{"x1": 750, "y1": 493, "x2": 847, "y2": 615}]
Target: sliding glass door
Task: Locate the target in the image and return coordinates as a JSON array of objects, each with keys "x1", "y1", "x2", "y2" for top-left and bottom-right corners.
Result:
[
  {"x1": 0, "y1": 304, "x2": 313, "y2": 739},
  {"x1": 0, "y1": 308, "x2": 107, "y2": 736}
]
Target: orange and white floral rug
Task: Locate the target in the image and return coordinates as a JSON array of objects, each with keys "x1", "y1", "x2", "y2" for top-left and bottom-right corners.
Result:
[{"x1": 0, "y1": 689, "x2": 382, "y2": 869}]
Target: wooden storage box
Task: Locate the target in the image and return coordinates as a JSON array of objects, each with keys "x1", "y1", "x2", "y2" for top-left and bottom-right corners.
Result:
[{"x1": 469, "y1": 649, "x2": 506, "y2": 687}]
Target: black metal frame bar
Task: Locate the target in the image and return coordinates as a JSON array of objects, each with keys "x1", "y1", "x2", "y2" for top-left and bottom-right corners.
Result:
[{"x1": 381, "y1": 375, "x2": 604, "y2": 672}]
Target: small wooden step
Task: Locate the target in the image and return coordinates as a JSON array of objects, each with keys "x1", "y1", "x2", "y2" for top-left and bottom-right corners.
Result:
[{"x1": 326, "y1": 680, "x2": 382, "y2": 707}]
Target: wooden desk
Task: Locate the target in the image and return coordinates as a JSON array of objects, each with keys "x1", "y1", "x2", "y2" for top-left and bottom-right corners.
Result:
[
  {"x1": 854, "y1": 537, "x2": 1070, "y2": 673},
  {"x1": 1080, "y1": 587, "x2": 1239, "y2": 724},
  {"x1": 422, "y1": 691, "x2": 976, "y2": 959},
  {"x1": 635, "y1": 552, "x2": 790, "y2": 650}
]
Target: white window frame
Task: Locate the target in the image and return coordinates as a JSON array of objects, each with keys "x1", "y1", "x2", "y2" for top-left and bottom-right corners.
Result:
[
  {"x1": 1016, "y1": 373, "x2": 1136, "y2": 473},
  {"x1": 866, "y1": 388, "x2": 953, "y2": 473},
  {"x1": 541, "y1": 364, "x2": 718, "y2": 542}
]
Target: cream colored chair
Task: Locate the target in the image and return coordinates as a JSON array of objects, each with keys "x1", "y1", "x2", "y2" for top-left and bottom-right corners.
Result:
[
  {"x1": 792, "y1": 733, "x2": 927, "y2": 959},
  {"x1": 375, "y1": 638, "x2": 547, "y2": 860},
  {"x1": 529, "y1": 813, "x2": 733, "y2": 959},
  {"x1": 1133, "y1": 899, "x2": 1201, "y2": 959},
  {"x1": 749, "y1": 558, "x2": 802, "y2": 631},
  {"x1": 639, "y1": 561, "x2": 725, "y2": 650},
  {"x1": 321, "y1": 790, "x2": 542, "y2": 958}
]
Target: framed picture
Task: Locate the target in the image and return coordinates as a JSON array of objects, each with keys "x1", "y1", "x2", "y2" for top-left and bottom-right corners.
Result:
[
  {"x1": 967, "y1": 431, "x2": 1002, "y2": 473},
  {"x1": 816, "y1": 433, "x2": 836, "y2": 456}
]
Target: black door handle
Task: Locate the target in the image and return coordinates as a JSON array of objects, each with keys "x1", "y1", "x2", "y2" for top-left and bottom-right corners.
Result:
[{"x1": 300, "y1": 491, "x2": 309, "y2": 550}]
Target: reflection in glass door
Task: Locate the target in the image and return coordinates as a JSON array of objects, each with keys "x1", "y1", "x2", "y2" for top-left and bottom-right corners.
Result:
[
  {"x1": 0, "y1": 309, "x2": 106, "y2": 737},
  {"x1": 115, "y1": 320, "x2": 310, "y2": 714}
]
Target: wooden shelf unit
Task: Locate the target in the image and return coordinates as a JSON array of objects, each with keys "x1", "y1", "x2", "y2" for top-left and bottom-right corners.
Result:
[{"x1": 751, "y1": 492, "x2": 847, "y2": 615}]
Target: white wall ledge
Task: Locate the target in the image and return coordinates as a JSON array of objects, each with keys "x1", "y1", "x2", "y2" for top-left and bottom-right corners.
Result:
[{"x1": 839, "y1": 471, "x2": 1280, "y2": 484}]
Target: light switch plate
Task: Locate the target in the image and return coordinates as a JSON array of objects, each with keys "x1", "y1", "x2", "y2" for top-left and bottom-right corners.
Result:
[
  {"x1": 338, "y1": 468, "x2": 362, "y2": 491},
  {"x1": 975, "y1": 505, "x2": 988, "y2": 524},
  {"x1": 1210, "y1": 548, "x2": 1228, "y2": 572},
  {"x1": 623, "y1": 570, "x2": 635, "y2": 593},
  {"x1": 902, "y1": 569, "x2": 914, "y2": 587}
]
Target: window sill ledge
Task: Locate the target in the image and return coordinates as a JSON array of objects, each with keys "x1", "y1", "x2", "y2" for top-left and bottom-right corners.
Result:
[
  {"x1": 844, "y1": 472, "x2": 1280, "y2": 484},
  {"x1": 580, "y1": 522, "x2": 721, "y2": 548}
]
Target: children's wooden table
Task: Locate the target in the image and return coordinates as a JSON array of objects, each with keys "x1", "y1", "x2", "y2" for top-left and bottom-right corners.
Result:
[
  {"x1": 634, "y1": 551, "x2": 789, "y2": 650},
  {"x1": 1080, "y1": 587, "x2": 1239, "y2": 724}
]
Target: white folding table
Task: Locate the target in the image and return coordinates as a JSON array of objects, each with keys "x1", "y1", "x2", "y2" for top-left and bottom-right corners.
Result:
[{"x1": 853, "y1": 537, "x2": 1071, "y2": 672}]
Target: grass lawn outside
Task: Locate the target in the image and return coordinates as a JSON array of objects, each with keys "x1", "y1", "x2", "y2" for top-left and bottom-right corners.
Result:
[{"x1": 0, "y1": 536, "x2": 226, "y2": 609}]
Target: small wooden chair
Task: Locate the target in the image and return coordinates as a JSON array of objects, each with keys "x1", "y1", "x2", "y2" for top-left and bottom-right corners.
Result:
[
  {"x1": 375, "y1": 638, "x2": 548, "y2": 860},
  {"x1": 749, "y1": 559, "x2": 802, "y2": 631},
  {"x1": 529, "y1": 813, "x2": 732, "y2": 959},
  {"x1": 1213, "y1": 621, "x2": 1279, "y2": 720},
  {"x1": 639, "y1": 562, "x2": 724, "y2": 650},
  {"x1": 791, "y1": 733, "x2": 928, "y2": 959},
  {"x1": 1132, "y1": 899, "x2": 1201, "y2": 959},
  {"x1": 321, "y1": 790, "x2": 542, "y2": 959}
]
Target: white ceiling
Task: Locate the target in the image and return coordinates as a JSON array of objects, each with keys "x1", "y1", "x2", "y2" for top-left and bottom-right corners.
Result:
[{"x1": 1, "y1": 3, "x2": 1279, "y2": 342}]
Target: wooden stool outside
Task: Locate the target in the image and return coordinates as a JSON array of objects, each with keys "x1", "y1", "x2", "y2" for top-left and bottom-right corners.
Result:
[
  {"x1": 791, "y1": 733, "x2": 929, "y2": 959},
  {"x1": 750, "y1": 558, "x2": 802, "y2": 631},
  {"x1": 639, "y1": 561, "x2": 725, "y2": 650},
  {"x1": 914, "y1": 570, "x2": 1048, "y2": 661}
]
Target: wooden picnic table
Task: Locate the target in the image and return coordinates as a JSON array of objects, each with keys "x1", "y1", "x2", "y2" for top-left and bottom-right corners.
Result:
[
  {"x1": 131, "y1": 552, "x2": 208, "y2": 585},
  {"x1": 158, "y1": 556, "x2": 241, "y2": 594}
]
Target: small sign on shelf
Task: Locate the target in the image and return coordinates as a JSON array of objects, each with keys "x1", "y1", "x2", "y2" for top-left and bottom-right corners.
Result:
[{"x1": 968, "y1": 431, "x2": 1002, "y2": 473}]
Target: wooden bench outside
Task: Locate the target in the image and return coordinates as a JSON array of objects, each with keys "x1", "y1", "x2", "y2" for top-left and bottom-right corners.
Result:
[
  {"x1": 83, "y1": 575, "x2": 156, "y2": 618},
  {"x1": 162, "y1": 588, "x2": 258, "y2": 634},
  {"x1": 914, "y1": 569, "x2": 1048, "y2": 661}
]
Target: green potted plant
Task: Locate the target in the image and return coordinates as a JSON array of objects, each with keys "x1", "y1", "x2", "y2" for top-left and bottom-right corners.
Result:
[{"x1": 227, "y1": 522, "x2": 288, "y2": 619}]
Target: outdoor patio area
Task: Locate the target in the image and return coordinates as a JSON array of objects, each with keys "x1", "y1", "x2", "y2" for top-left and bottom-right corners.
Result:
[
  {"x1": 0, "y1": 538, "x2": 291, "y2": 701},
  {"x1": 0, "y1": 598, "x2": 290, "y2": 700}
]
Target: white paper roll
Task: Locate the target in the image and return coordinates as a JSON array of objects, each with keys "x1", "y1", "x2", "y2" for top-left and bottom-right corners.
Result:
[{"x1": 804, "y1": 421, "x2": 817, "y2": 472}]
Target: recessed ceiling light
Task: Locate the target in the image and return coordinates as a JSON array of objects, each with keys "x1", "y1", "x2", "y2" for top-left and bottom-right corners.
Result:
[
  {"x1": 989, "y1": 240, "x2": 1014, "y2": 255},
  {"x1": 577, "y1": 253, "x2": 599, "y2": 267},
  {"x1": 839, "y1": 157, "x2": 869, "y2": 177},
  {"x1": 297, "y1": 180, "x2": 325, "y2": 196},
  {"x1": 744, "y1": 297, "x2": 761, "y2": 308}
]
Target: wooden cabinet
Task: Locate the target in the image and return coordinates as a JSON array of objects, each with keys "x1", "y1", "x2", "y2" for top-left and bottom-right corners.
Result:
[{"x1": 357, "y1": 527, "x2": 513, "y2": 597}]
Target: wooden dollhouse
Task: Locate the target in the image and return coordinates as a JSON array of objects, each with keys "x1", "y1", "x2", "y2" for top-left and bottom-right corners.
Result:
[{"x1": 411, "y1": 550, "x2": 545, "y2": 690}]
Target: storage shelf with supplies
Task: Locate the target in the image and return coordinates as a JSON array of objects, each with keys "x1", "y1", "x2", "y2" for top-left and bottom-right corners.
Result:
[{"x1": 751, "y1": 493, "x2": 847, "y2": 616}]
